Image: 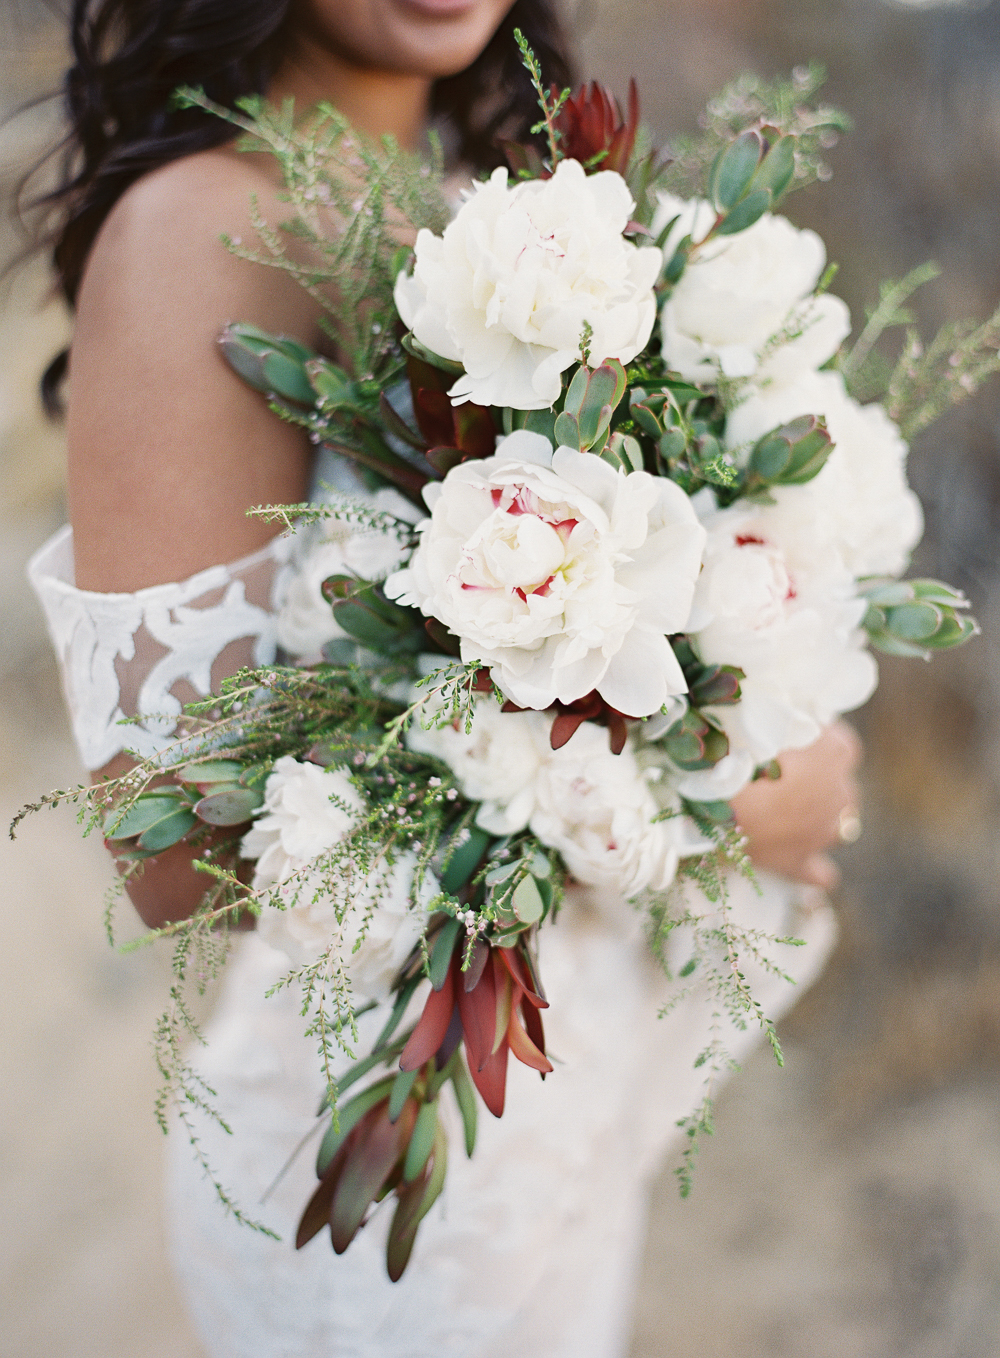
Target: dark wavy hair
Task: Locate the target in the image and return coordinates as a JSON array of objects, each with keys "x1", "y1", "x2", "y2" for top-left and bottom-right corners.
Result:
[{"x1": 32, "y1": 0, "x2": 574, "y2": 410}]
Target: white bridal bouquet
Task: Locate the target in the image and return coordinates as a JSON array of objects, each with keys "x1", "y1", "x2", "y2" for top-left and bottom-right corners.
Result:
[{"x1": 22, "y1": 46, "x2": 992, "y2": 1281}]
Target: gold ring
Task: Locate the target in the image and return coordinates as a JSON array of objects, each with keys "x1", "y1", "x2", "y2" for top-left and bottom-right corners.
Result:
[{"x1": 837, "y1": 809, "x2": 862, "y2": 844}]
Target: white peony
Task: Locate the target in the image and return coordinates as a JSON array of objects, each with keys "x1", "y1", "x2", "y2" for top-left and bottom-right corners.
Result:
[
  {"x1": 529, "y1": 722, "x2": 704, "y2": 897},
  {"x1": 653, "y1": 194, "x2": 850, "y2": 387},
  {"x1": 385, "y1": 430, "x2": 707, "y2": 717},
  {"x1": 241, "y1": 756, "x2": 429, "y2": 999},
  {"x1": 406, "y1": 695, "x2": 552, "y2": 835},
  {"x1": 725, "y1": 370, "x2": 923, "y2": 578},
  {"x1": 276, "y1": 489, "x2": 419, "y2": 659},
  {"x1": 688, "y1": 503, "x2": 877, "y2": 770},
  {"x1": 395, "y1": 160, "x2": 661, "y2": 410}
]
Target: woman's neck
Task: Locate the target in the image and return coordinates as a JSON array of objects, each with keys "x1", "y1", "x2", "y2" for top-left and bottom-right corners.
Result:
[{"x1": 269, "y1": 36, "x2": 432, "y2": 149}]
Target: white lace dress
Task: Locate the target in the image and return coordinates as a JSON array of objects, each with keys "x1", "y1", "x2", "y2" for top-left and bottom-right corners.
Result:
[{"x1": 29, "y1": 521, "x2": 836, "y2": 1358}]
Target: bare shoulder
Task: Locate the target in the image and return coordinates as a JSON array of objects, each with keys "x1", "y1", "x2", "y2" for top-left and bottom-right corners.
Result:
[
  {"x1": 77, "y1": 146, "x2": 318, "y2": 337},
  {"x1": 68, "y1": 146, "x2": 317, "y2": 591}
]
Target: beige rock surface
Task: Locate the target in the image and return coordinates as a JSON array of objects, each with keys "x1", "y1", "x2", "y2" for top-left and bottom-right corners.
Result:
[{"x1": 4, "y1": 2, "x2": 1000, "y2": 1356}]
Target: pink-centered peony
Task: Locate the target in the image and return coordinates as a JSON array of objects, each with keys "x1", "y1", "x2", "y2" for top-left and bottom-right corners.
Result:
[{"x1": 384, "y1": 431, "x2": 707, "y2": 717}]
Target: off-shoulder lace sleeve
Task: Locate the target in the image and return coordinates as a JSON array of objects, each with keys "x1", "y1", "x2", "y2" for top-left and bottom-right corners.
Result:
[{"x1": 27, "y1": 525, "x2": 297, "y2": 771}]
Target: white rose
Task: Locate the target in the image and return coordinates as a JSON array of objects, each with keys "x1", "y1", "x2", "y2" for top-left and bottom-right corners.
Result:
[
  {"x1": 689, "y1": 505, "x2": 877, "y2": 766},
  {"x1": 395, "y1": 160, "x2": 661, "y2": 410},
  {"x1": 654, "y1": 194, "x2": 850, "y2": 387},
  {"x1": 528, "y1": 722, "x2": 700, "y2": 897},
  {"x1": 406, "y1": 695, "x2": 552, "y2": 835},
  {"x1": 276, "y1": 489, "x2": 418, "y2": 660},
  {"x1": 241, "y1": 756, "x2": 429, "y2": 999},
  {"x1": 385, "y1": 430, "x2": 707, "y2": 717},
  {"x1": 725, "y1": 370, "x2": 924, "y2": 578}
]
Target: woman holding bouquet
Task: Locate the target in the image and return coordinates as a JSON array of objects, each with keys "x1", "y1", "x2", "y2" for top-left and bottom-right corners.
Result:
[{"x1": 29, "y1": 0, "x2": 860, "y2": 1353}]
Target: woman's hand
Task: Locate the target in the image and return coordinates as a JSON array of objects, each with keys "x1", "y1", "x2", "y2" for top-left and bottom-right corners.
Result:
[{"x1": 729, "y1": 721, "x2": 862, "y2": 890}]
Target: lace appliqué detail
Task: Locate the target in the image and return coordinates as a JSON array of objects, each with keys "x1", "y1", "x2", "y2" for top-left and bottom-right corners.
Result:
[{"x1": 28, "y1": 525, "x2": 297, "y2": 770}]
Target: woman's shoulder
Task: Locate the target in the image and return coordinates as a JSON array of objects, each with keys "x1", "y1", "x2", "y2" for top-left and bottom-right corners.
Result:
[{"x1": 77, "y1": 146, "x2": 320, "y2": 339}]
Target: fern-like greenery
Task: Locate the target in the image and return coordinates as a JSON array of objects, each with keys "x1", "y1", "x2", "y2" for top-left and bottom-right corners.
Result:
[{"x1": 174, "y1": 88, "x2": 450, "y2": 384}]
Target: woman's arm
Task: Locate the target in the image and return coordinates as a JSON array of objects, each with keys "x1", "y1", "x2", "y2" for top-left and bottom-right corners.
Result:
[{"x1": 68, "y1": 149, "x2": 325, "y2": 928}]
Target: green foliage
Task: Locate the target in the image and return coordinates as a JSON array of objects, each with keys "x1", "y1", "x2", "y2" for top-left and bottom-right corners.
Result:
[
  {"x1": 174, "y1": 87, "x2": 449, "y2": 384},
  {"x1": 659, "y1": 63, "x2": 850, "y2": 202},
  {"x1": 553, "y1": 360, "x2": 628, "y2": 451},
  {"x1": 513, "y1": 27, "x2": 570, "y2": 169},
  {"x1": 742, "y1": 415, "x2": 835, "y2": 495},
  {"x1": 861, "y1": 578, "x2": 979, "y2": 659}
]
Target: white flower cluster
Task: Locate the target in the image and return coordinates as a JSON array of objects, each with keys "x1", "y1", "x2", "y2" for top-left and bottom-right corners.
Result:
[
  {"x1": 277, "y1": 488, "x2": 420, "y2": 660},
  {"x1": 255, "y1": 177, "x2": 929, "y2": 969},
  {"x1": 241, "y1": 756, "x2": 430, "y2": 1000},
  {"x1": 408, "y1": 695, "x2": 709, "y2": 899},
  {"x1": 645, "y1": 193, "x2": 924, "y2": 797}
]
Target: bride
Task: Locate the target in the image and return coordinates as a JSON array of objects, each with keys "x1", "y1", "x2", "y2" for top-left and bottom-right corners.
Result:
[{"x1": 29, "y1": 1, "x2": 860, "y2": 1353}]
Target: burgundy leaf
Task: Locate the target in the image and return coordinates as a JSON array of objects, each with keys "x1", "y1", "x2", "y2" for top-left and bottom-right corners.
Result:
[
  {"x1": 468, "y1": 1038, "x2": 508, "y2": 1118},
  {"x1": 496, "y1": 945, "x2": 548, "y2": 1009},
  {"x1": 506, "y1": 1007, "x2": 554, "y2": 1075},
  {"x1": 456, "y1": 954, "x2": 497, "y2": 1074},
  {"x1": 400, "y1": 967, "x2": 455, "y2": 1071},
  {"x1": 329, "y1": 1098, "x2": 416, "y2": 1253}
]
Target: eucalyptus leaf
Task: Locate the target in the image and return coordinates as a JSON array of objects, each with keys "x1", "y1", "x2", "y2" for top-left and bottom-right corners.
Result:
[
  {"x1": 104, "y1": 793, "x2": 188, "y2": 841},
  {"x1": 175, "y1": 760, "x2": 245, "y2": 786},
  {"x1": 511, "y1": 875, "x2": 544, "y2": 925},
  {"x1": 194, "y1": 786, "x2": 265, "y2": 826},
  {"x1": 137, "y1": 808, "x2": 199, "y2": 853}
]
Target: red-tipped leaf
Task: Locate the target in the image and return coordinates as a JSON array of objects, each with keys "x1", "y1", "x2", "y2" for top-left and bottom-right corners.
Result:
[
  {"x1": 399, "y1": 968, "x2": 455, "y2": 1072},
  {"x1": 468, "y1": 1038, "x2": 509, "y2": 1118}
]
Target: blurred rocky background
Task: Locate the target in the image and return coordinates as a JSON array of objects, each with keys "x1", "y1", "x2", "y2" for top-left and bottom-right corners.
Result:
[{"x1": 3, "y1": 0, "x2": 1000, "y2": 1354}]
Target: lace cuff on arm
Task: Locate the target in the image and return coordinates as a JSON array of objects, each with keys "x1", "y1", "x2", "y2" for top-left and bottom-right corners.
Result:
[{"x1": 27, "y1": 525, "x2": 296, "y2": 771}]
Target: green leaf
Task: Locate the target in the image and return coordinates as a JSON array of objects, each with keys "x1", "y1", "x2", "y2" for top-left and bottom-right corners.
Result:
[
  {"x1": 484, "y1": 859, "x2": 521, "y2": 888},
  {"x1": 316, "y1": 1078, "x2": 394, "y2": 1176},
  {"x1": 305, "y1": 357, "x2": 357, "y2": 408},
  {"x1": 440, "y1": 825, "x2": 491, "y2": 896},
  {"x1": 712, "y1": 131, "x2": 763, "y2": 211},
  {"x1": 401, "y1": 331, "x2": 464, "y2": 376},
  {"x1": 752, "y1": 135, "x2": 796, "y2": 202},
  {"x1": 261, "y1": 350, "x2": 315, "y2": 406},
  {"x1": 136, "y1": 808, "x2": 198, "y2": 853},
  {"x1": 175, "y1": 759, "x2": 245, "y2": 786},
  {"x1": 553, "y1": 410, "x2": 581, "y2": 450},
  {"x1": 388, "y1": 1068, "x2": 420, "y2": 1124},
  {"x1": 403, "y1": 1100, "x2": 439, "y2": 1183},
  {"x1": 373, "y1": 974, "x2": 423, "y2": 1050},
  {"x1": 658, "y1": 429, "x2": 688, "y2": 464},
  {"x1": 511, "y1": 875, "x2": 544, "y2": 925},
  {"x1": 716, "y1": 189, "x2": 772, "y2": 237},
  {"x1": 884, "y1": 601, "x2": 942, "y2": 642},
  {"x1": 450, "y1": 1056, "x2": 478, "y2": 1157},
  {"x1": 429, "y1": 917, "x2": 461, "y2": 990}
]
